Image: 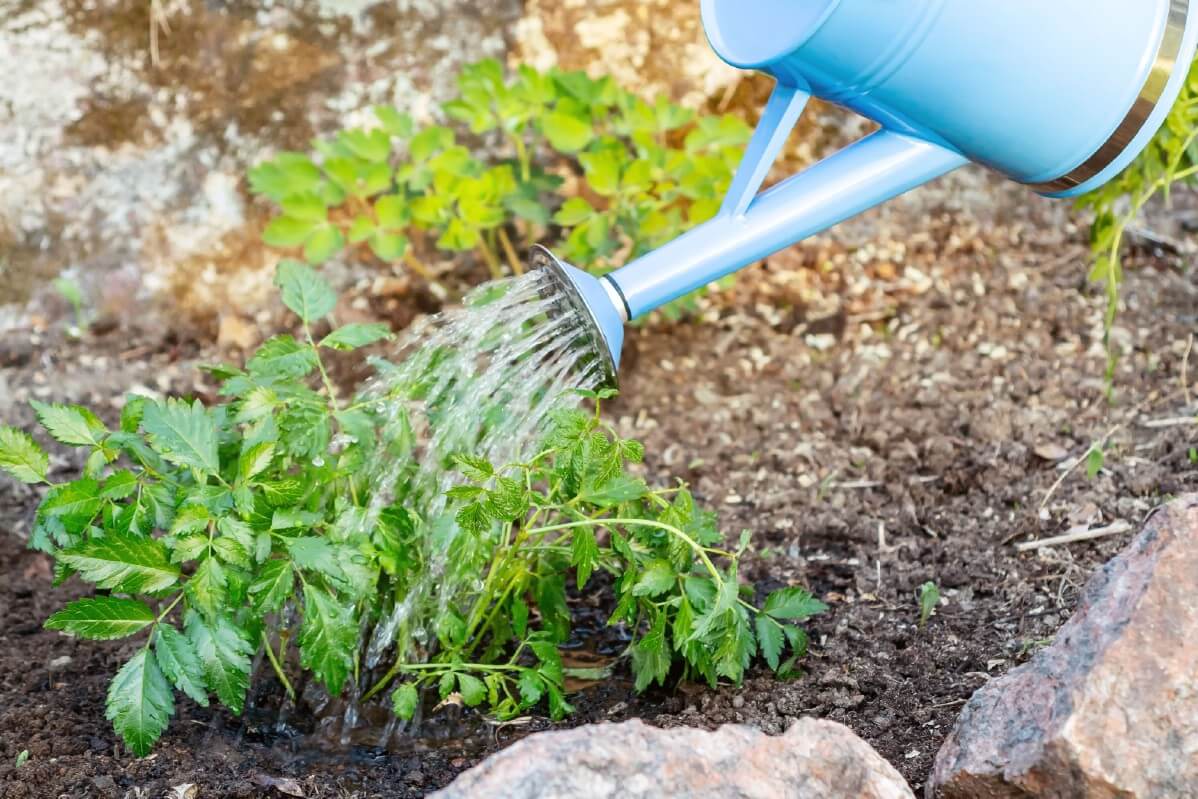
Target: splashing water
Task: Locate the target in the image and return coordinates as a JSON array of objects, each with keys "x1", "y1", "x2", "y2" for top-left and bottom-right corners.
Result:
[{"x1": 348, "y1": 270, "x2": 604, "y2": 685}]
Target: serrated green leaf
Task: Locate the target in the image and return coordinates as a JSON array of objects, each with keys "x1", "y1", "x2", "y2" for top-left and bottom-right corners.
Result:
[
  {"x1": 438, "y1": 670, "x2": 456, "y2": 699},
  {"x1": 212, "y1": 536, "x2": 250, "y2": 568},
  {"x1": 0, "y1": 426, "x2": 49, "y2": 483},
  {"x1": 369, "y1": 230, "x2": 409, "y2": 261},
  {"x1": 319, "y1": 323, "x2": 392, "y2": 351},
  {"x1": 632, "y1": 559, "x2": 675, "y2": 598},
  {"x1": 262, "y1": 215, "x2": 317, "y2": 248},
  {"x1": 169, "y1": 504, "x2": 210, "y2": 536},
  {"x1": 451, "y1": 453, "x2": 493, "y2": 481},
  {"x1": 391, "y1": 682, "x2": 419, "y2": 720},
  {"x1": 455, "y1": 501, "x2": 490, "y2": 534},
  {"x1": 541, "y1": 111, "x2": 592, "y2": 152},
  {"x1": 374, "y1": 106, "x2": 414, "y2": 138},
  {"x1": 553, "y1": 197, "x2": 593, "y2": 226},
  {"x1": 141, "y1": 398, "x2": 219, "y2": 476},
  {"x1": 120, "y1": 396, "x2": 146, "y2": 433},
  {"x1": 39, "y1": 479, "x2": 102, "y2": 536},
  {"x1": 918, "y1": 581, "x2": 940, "y2": 628},
  {"x1": 690, "y1": 572, "x2": 738, "y2": 642},
  {"x1": 61, "y1": 532, "x2": 179, "y2": 594},
  {"x1": 457, "y1": 673, "x2": 486, "y2": 707},
  {"x1": 299, "y1": 583, "x2": 356, "y2": 695},
  {"x1": 248, "y1": 559, "x2": 294, "y2": 614},
  {"x1": 580, "y1": 474, "x2": 647, "y2": 507},
  {"x1": 570, "y1": 526, "x2": 598, "y2": 589},
  {"x1": 755, "y1": 614, "x2": 784, "y2": 671},
  {"x1": 105, "y1": 649, "x2": 174, "y2": 756},
  {"x1": 30, "y1": 400, "x2": 108, "y2": 447},
  {"x1": 273, "y1": 509, "x2": 323, "y2": 530},
  {"x1": 45, "y1": 596, "x2": 155, "y2": 640},
  {"x1": 238, "y1": 441, "x2": 275, "y2": 482},
  {"x1": 247, "y1": 336, "x2": 318, "y2": 380},
  {"x1": 517, "y1": 670, "x2": 543, "y2": 706},
  {"x1": 281, "y1": 193, "x2": 328, "y2": 223},
  {"x1": 287, "y1": 536, "x2": 345, "y2": 581},
  {"x1": 185, "y1": 610, "x2": 252, "y2": 714},
  {"x1": 274, "y1": 260, "x2": 336, "y2": 323},
  {"x1": 303, "y1": 224, "x2": 345, "y2": 265},
  {"x1": 154, "y1": 624, "x2": 208, "y2": 706},
  {"x1": 101, "y1": 470, "x2": 139, "y2": 500},
  {"x1": 185, "y1": 557, "x2": 227, "y2": 618},
  {"x1": 762, "y1": 587, "x2": 827, "y2": 621},
  {"x1": 630, "y1": 613, "x2": 670, "y2": 692}
]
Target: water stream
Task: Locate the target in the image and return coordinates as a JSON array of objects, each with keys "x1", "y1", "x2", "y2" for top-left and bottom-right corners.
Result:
[{"x1": 324, "y1": 270, "x2": 604, "y2": 747}]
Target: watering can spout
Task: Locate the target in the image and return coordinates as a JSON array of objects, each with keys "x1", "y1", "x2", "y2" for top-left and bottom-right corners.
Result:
[{"x1": 536, "y1": 0, "x2": 1198, "y2": 387}]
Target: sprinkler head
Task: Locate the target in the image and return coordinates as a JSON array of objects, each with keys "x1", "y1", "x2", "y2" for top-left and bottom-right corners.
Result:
[{"x1": 530, "y1": 245, "x2": 626, "y2": 390}]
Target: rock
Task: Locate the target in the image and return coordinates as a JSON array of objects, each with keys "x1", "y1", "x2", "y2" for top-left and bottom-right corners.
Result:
[
  {"x1": 432, "y1": 718, "x2": 913, "y2": 799},
  {"x1": 929, "y1": 496, "x2": 1198, "y2": 798}
]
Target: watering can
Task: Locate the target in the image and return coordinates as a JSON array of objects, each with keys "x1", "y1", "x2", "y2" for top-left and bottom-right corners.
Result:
[{"x1": 538, "y1": 0, "x2": 1198, "y2": 386}]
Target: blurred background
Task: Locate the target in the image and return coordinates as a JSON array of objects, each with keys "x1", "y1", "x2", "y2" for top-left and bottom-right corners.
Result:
[{"x1": 0, "y1": 0, "x2": 1047, "y2": 341}]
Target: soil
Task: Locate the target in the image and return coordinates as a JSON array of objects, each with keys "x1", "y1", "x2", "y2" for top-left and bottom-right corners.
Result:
[{"x1": 1, "y1": 175, "x2": 1196, "y2": 798}]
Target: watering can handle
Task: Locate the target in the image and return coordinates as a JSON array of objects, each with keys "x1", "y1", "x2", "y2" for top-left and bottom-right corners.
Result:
[
  {"x1": 605, "y1": 82, "x2": 969, "y2": 319},
  {"x1": 721, "y1": 84, "x2": 812, "y2": 218}
]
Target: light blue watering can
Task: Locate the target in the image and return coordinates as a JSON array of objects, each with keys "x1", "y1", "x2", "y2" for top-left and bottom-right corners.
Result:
[{"x1": 538, "y1": 0, "x2": 1198, "y2": 386}]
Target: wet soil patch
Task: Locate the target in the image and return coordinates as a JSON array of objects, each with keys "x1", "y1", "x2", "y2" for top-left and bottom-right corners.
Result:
[{"x1": 1, "y1": 209, "x2": 1196, "y2": 796}]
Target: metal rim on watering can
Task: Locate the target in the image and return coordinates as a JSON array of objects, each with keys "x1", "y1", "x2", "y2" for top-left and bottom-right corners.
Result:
[
  {"x1": 1028, "y1": 0, "x2": 1191, "y2": 194},
  {"x1": 529, "y1": 245, "x2": 620, "y2": 390}
]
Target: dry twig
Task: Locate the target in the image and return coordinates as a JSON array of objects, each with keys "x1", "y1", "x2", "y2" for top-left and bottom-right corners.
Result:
[{"x1": 1015, "y1": 520, "x2": 1132, "y2": 552}]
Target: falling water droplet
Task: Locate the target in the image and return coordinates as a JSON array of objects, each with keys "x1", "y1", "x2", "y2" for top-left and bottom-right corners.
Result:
[{"x1": 346, "y1": 270, "x2": 604, "y2": 710}]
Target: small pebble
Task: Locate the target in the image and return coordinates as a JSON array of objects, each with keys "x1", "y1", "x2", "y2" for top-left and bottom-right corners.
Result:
[{"x1": 731, "y1": 695, "x2": 745, "y2": 709}]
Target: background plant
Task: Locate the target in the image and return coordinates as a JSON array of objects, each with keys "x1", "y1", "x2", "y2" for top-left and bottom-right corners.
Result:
[
  {"x1": 0, "y1": 263, "x2": 821, "y2": 755},
  {"x1": 249, "y1": 60, "x2": 751, "y2": 318},
  {"x1": 1078, "y1": 58, "x2": 1198, "y2": 393}
]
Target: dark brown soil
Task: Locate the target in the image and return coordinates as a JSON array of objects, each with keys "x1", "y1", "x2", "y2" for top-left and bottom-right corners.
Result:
[{"x1": 2, "y1": 181, "x2": 1196, "y2": 798}]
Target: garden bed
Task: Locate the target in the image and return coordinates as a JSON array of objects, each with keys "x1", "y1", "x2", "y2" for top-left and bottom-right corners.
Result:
[{"x1": 1, "y1": 205, "x2": 1195, "y2": 798}]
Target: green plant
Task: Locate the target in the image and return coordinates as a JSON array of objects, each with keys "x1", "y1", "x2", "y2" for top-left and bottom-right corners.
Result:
[
  {"x1": 14, "y1": 750, "x2": 29, "y2": 768},
  {"x1": 53, "y1": 276, "x2": 86, "y2": 336},
  {"x1": 1085, "y1": 445, "x2": 1106, "y2": 479},
  {"x1": 0, "y1": 263, "x2": 821, "y2": 755},
  {"x1": 1188, "y1": 446, "x2": 1197, "y2": 464},
  {"x1": 1078, "y1": 58, "x2": 1198, "y2": 392},
  {"x1": 917, "y1": 581, "x2": 939, "y2": 628},
  {"x1": 249, "y1": 60, "x2": 751, "y2": 317},
  {"x1": 365, "y1": 397, "x2": 826, "y2": 714}
]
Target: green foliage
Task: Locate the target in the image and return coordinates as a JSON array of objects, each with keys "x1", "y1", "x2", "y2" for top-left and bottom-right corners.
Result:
[
  {"x1": 917, "y1": 581, "x2": 940, "y2": 629},
  {"x1": 1078, "y1": 59, "x2": 1198, "y2": 392},
  {"x1": 249, "y1": 59, "x2": 751, "y2": 317},
  {"x1": 0, "y1": 267, "x2": 820, "y2": 755},
  {"x1": 362, "y1": 397, "x2": 823, "y2": 713}
]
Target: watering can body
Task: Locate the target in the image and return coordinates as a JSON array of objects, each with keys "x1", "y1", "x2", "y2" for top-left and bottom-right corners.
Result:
[{"x1": 540, "y1": 0, "x2": 1198, "y2": 386}]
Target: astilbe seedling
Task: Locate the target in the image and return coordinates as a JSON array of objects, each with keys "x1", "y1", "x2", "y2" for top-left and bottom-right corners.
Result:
[
  {"x1": 0, "y1": 263, "x2": 823, "y2": 755},
  {"x1": 365, "y1": 395, "x2": 827, "y2": 720},
  {"x1": 249, "y1": 59, "x2": 751, "y2": 318}
]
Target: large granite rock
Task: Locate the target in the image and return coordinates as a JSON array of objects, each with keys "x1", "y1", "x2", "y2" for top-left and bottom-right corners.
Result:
[
  {"x1": 929, "y1": 495, "x2": 1198, "y2": 798},
  {"x1": 433, "y1": 717, "x2": 914, "y2": 799}
]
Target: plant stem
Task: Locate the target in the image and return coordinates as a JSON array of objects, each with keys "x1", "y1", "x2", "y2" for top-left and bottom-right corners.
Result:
[
  {"x1": 479, "y1": 236, "x2": 504, "y2": 280},
  {"x1": 528, "y1": 518, "x2": 724, "y2": 585},
  {"x1": 497, "y1": 228, "x2": 524, "y2": 275},
  {"x1": 305, "y1": 322, "x2": 342, "y2": 412},
  {"x1": 262, "y1": 629, "x2": 297, "y2": 701},
  {"x1": 403, "y1": 250, "x2": 435, "y2": 280},
  {"x1": 156, "y1": 593, "x2": 184, "y2": 623},
  {"x1": 512, "y1": 134, "x2": 531, "y2": 182}
]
